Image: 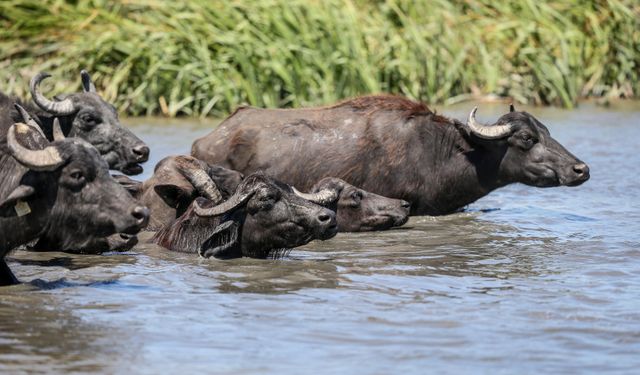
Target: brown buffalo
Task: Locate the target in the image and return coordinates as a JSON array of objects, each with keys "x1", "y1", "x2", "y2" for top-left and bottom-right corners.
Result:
[
  {"x1": 295, "y1": 177, "x2": 410, "y2": 231},
  {"x1": 118, "y1": 155, "x2": 244, "y2": 231},
  {"x1": 192, "y1": 95, "x2": 590, "y2": 215}
]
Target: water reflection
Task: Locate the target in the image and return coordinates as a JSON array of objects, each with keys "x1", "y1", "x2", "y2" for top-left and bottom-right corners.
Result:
[{"x1": 0, "y1": 286, "x2": 135, "y2": 373}]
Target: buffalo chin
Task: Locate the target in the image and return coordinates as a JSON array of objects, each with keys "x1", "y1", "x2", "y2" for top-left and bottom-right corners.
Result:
[
  {"x1": 120, "y1": 163, "x2": 143, "y2": 175},
  {"x1": 561, "y1": 174, "x2": 590, "y2": 187},
  {"x1": 318, "y1": 224, "x2": 338, "y2": 240}
]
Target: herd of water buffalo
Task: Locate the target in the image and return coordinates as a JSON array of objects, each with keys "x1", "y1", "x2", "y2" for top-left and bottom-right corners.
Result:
[{"x1": 0, "y1": 71, "x2": 590, "y2": 285}]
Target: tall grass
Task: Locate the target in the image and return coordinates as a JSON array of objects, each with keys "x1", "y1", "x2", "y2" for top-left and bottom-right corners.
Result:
[{"x1": 0, "y1": 0, "x2": 638, "y2": 116}]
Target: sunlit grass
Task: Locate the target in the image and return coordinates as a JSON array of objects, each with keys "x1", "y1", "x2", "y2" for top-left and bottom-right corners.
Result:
[{"x1": 0, "y1": 0, "x2": 638, "y2": 116}]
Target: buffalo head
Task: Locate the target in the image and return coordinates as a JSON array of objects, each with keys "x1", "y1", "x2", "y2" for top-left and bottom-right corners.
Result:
[
  {"x1": 0, "y1": 122, "x2": 149, "y2": 251},
  {"x1": 294, "y1": 177, "x2": 410, "y2": 231},
  {"x1": 126, "y1": 155, "x2": 244, "y2": 230},
  {"x1": 153, "y1": 172, "x2": 337, "y2": 259},
  {"x1": 465, "y1": 105, "x2": 590, "y2": 188},
  {"x1": 29, "y1": 71, "x2": 149, "y2": 175}
]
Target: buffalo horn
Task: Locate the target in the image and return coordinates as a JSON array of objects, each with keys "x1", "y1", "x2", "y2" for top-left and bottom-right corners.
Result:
[
  {"x1": 178, "y1": 159, "x2": 223, "y2": 204},
  {"x1": 52, "y1": 118, "x2": 66, "y2": 141},
  {"x1": 193, "y1": 188, "x2": 257, "y2": 217},
  {"x1": 80, "y1": 70, "x2": 97, "y2": 93},
  {"x1": 30, "y1": 72, "x2": 76, "y2": 115},
  {"x1": 7, "y1": 123, "x2": 65, "y2": 171},
  {"x1": 292, "y1": 187, "x2": 338, "y2": 205},
  {"x1": 466, "y1": 106, "x2": 512, "y2": 139},
  {"x1": 14, "y1": 104, "x2": 46, "y2": 139},
  {"x1": 509, "y1": 103, "x2": 516, "y2": 112}
]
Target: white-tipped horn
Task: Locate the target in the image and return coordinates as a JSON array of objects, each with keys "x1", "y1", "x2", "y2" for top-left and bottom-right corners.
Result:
[
  {"x1": 292, "y1": 186, "x2": 338, "y2": 205},
  {"x1": 14, "y1": 104, "x2": 46, "y2": 139},
  {"x1": 7, "y1": 123, "x2": 65, "y2": 171},
  {"x1": 466, "y1": 106, "x2": 512, "y2": 139},
  {"x1": 30, "y1": 72, "x2": 76, "y2": 115},
  {"x1": 80, "y1": 70, "x2": 97, "y2": 93},
  {"x1": 52, "y1": 118, "x2": 66, "y2": 141}
]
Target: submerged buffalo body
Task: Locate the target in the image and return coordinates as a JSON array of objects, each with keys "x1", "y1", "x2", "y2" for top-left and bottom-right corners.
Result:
[
  {"x1": 192, "y1": 95, "x2": 590, "y2": 215},
  {"x1": 153, "y1": 172, "x2": 338, "y2": 259},
  {"x1": 0, "y1": 121, "x2": 149, "y2": 284},
  {"x1": 0, "y1": 71, "x2": 149, "y2": 175}
]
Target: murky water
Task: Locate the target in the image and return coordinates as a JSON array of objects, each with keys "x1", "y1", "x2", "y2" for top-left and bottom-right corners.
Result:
[{"x1": 2, "y1": 102, "x2": 640, "y2": 373}]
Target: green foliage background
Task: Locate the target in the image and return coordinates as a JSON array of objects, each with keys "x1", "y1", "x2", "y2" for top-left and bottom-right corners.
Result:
[{"x1": 1, "y1": 0, "x2": 638, "y2": 117}]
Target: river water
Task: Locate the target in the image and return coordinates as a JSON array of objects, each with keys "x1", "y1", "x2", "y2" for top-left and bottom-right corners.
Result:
[{"x1": 1, "y1": 102, "x2": 639, "y2": 374}]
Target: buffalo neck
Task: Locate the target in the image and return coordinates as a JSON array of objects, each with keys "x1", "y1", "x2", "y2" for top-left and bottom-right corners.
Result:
[{"x1": 410, "y1": 122, "x2": 509, "y2": 215}]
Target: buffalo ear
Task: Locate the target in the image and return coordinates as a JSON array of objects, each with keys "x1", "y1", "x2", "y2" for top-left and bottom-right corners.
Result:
[
  {"x1": 0, "y1": 185, "x2": 35, "y2": 218},
  {"x1": 112, "y1": 174, "x2": 142, "y2": 197},
  {"x1": 154, "y1": 184, "x2": 192, "y2": 208},
  {"x1": 199, "y1": 219, "x2": 241, "y2": 259}
]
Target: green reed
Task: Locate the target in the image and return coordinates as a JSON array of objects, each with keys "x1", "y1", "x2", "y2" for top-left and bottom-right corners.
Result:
[{"x1": 0, "y1": 0, "x2": 638, "y2": 116}]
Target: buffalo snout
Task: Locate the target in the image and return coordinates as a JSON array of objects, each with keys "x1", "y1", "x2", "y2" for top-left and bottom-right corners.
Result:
[
  {"x1": 560, "y1": 161, "x2": 590, "y2": 187},
  {"x1": 571, "y1": 163, "x2": 590, "y2": 183},
  {"x1": 315, "y1": 207, "x2": 338, "y2": 240},
  {"x1": 120, "y1": 205, "x2": 150, "y2": 234},
  {"x1": 132, "y1": 143, "x2": 150, "y2": 163}
]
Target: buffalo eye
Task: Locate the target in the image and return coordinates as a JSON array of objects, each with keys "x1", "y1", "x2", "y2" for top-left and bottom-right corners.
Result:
[
  {"x1": 65, "y1": 169, "x2": 86, "y2": 189},
  {"x1": 258, "y1": 194, "x2": 277, "y2": 211},
  {"x1": 519, "y1": 133, "x2": 537, "y2": 150},
  {"x1": 350, "y1": 190, "x2": 363, "y2": 207},
  {"x1": 79, "y1": 113, "x2": 100, "y2": 128}
]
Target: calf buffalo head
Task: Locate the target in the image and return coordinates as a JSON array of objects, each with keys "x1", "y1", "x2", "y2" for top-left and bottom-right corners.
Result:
[
  {"x1": 0, "y1": 121, "x2": 149, "y2": 250},
  {"x1": 295, "y1": 177, "x2": 410, "y2": 231},
  {"x1": 154, "y1": 172, "x2": 337, "y2": 259},
  {"x1": 30, "y1": 71, "x2": 149, "y2": 175},
  {"x1": 465, "y1": 105, "x2": 590, "y2": 188}
]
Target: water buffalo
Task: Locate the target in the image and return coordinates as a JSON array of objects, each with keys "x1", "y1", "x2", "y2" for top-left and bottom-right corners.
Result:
[
  {"x1": 113, "y1": 156, "x2": 406, "y2": 233},
  {"x1": 153, "y1": 172, "x2": 338, "y2": 259},
  {"x1": 0, "y1": 120, "x2": 149, "y2": 285},
  {"x1": 0, "y1": 70, "x2": 149, "y2": 175},
  {"x1": 294, "y1": 177, "x2": 410, "y2": 231},
  {"x1": 192, "y1": 95, "x2": 590, "y2": 215},
  {"x1": 30, "y1": 155, "x2": 242, "y2": 254},
  {"x1": 113, "y1": 155, "x2": 244, "y2": 231}
]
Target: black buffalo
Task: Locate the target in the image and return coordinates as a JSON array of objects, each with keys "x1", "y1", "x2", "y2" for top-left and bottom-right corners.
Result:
[
  {"x1": 0, "y1": 120, "x2": 149, "y2": 285},
  {"x1": 295, "y1": 177, "x2": 410, "y2": 231},
  {"x1": 192, "y1": 95, "x2": 590, "y2": 215},
  {"x1": 118, "y1": 156, "x2": 407, "y2": 232},
  {"x1": 1, "y1": 70, "x2": 149, "y2": 175},
  {"x1": 153, "y1": 172, "x2": 338, "y2": 259}
]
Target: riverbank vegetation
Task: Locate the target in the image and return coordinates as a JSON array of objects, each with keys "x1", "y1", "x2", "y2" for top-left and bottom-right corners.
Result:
[{"x1": 1, "y1": 0, "x2": 638, "y2": 116}]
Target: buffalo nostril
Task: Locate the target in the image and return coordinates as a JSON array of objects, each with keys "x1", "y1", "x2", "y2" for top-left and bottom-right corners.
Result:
[
  {"x1": 318, "y1": 213, "x2": 332, "y2": 223},
  {"x1": 572, "y1": 163, "x2": 589, "y2": 176},
  {"x1": 131, "y1": 206, "x2": 149, "y2": 226},
  {"x1": 132, "y1": 144, "x2": 150, "y2": 162},
  {"x1": 400, "y1": 200, "x2": 411, "y2": 209}
]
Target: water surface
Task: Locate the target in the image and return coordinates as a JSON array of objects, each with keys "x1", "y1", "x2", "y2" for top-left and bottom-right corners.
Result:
[{"x1": 2, "y1": 102, "x2": 639, "y2": 373}]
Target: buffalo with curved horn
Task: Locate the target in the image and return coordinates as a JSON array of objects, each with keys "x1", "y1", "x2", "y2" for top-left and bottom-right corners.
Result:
[
  {"x1": 153, "y1": 172, "x2": 337, "y2": 259},
  {"x1": 192, "y1": 95, "x2": 590, "y2": 215},
  {"x1": 293, "y1": 177, "x2": 410, "y2": 232},
  {"x1": 112, "y1": 155, "x2": 244, "y2": 231},
  {"x1": 0, "y1": 121, "x2": 149, "y2": 285},
  {"x1": 1, "y1": 70, "x2": 149, "y2": 175}
]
